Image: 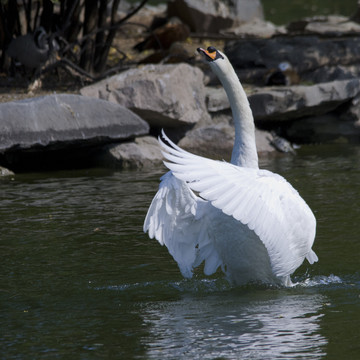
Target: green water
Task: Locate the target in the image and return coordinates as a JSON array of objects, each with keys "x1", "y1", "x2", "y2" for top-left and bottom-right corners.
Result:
[
  {"x1": 261, "y1": 0, "x2": 355, "y2": 24},
  {"x1": 1, "y1": 143, "x2": 360, "y2": 359}
]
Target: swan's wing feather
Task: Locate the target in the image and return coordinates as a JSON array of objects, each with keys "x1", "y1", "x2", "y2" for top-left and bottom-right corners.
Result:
[
  {"x1": 159, "y1": 134, "x2": 317, "y2": 277},
  {"x1": 143, "y1": 171, "x2": 222, "y2": 277}
]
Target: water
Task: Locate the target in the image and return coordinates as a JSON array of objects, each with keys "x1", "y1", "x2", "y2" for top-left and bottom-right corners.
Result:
[
  {"x1": 1, "y1": 143, "x2": 360, "y2": 359},
  {"x1": 259, "y1": 0, "x2": 355, "y2": 25}
]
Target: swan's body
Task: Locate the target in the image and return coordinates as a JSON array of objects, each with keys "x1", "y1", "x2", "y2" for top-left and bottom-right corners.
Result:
[{"x1": 144, "y1": 46, "x2": 317, "y2": 286}]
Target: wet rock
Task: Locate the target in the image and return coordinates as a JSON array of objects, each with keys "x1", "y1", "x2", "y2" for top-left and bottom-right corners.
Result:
[
  {"x1": 269, "y1": 132, "x2": 296, "y2": 154},
  {"x1": 341, "y1": 92, "x2": 360, "y2": 123},
  {"x1": 0, "y1": 94, "x2": 149, "y2": 153},
  {"x1": 284, "y1": 113, "x2": 360, "y2": 143},
  {"x1": 98, "y1": 136, "x2": 163, "y2": 169},
  {"x1": 167, "y1": 0, "x2": 263, "y2": 33},
  {"x1": 0, "y1": 166, "x2": 14, "y2": 176},
  {"x1": 81, "y1": 63, "x2": 210, "y2": 128}
]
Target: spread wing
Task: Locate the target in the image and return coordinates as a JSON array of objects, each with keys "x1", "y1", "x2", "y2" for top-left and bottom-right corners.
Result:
[
  {"x1": 143, "y1": 171, "x2": 222, "y2": 278},
  {"x1": 159, "y1": 131, "x2": 317, "y2": 277}
]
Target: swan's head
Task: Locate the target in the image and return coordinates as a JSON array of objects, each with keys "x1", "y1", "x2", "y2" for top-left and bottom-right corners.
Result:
[{"x1": 197, "y1": 46, "x2": 231, "y2": 78}]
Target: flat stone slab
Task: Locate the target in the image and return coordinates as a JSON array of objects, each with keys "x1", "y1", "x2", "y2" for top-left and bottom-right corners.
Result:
[
  {"x1": 205, "y1": 79, "x2": 360, "y2": 121},
  {"x1": 0, "y1": 94, "x2": 149, "y2": 153},
  {"x1": 249, "y1": 79, "x2": 360, "y2": 121}
]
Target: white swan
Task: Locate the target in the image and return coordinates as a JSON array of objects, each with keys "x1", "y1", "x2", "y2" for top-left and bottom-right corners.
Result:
[{"x1": 144, "y1": 46, "x2": 318, "y2": 286}]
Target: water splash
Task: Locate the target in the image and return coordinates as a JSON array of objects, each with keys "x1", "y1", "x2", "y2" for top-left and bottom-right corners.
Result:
[
  {"x1": 295, "y1": 274, "x2": 343, "y2": 288},
  {"x1": 93, "y1": 277, "x2": 232, "y2": 294},
  {"x1": 94, "y1": 273, "x2": 360, "y2": 297}
]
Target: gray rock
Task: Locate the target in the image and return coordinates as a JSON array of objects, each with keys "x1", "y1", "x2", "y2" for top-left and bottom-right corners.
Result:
[
  {"x1": 167, "y1": 0, "x2": 263, "y2": 33},
  {"x1": 269, "y1": 132, "x2": 296, "y2": 154},
  {"x1": 288, "y1": 15, "x2": 360, "y2": 36},
  {"x1": 225, "y1": 19, "x2": 286, "y2": 39},
  {"x1": 0, "y1": 166, "x2": 15, "y2": 176},
  {"x1": 249, "y1": 79, "x2": 360, "y2": 121},
  {"x1": 178, "y1": 122, "x2": 235, "y2": 160},
  {"x1": 0, "y1": 94, "x2": 149, "y2": 153},
  {"x1": 232, "y1": 0, "x2": 264, "y2": 23},
  {"x1": 81, "y1": 63, "x2": 209, "y2": 128},
  {"x1": 178, "y1": 112, "x2": 275, "y2": 160},
  {"x1": 98, "y1": 136, "x2": 163, "y2": 169},
  {"x1": 205, "y1": 86, "x2": 229, "y2": 112},
  {"x1": 205, "y1": 79, "x2": 360, "y2": 122},
  {"x1": 341, "y1": 93, "x2": 360, "y2": 123}
]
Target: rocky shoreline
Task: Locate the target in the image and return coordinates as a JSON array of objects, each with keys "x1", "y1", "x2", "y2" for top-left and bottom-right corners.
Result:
[{"x1": 2, "y1": 1, "x2": 360, "y2": 174}]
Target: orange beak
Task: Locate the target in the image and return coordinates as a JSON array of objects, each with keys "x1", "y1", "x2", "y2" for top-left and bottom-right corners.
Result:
[{"x1": 197, "y1": 47, "x2": 217, "y2": 60}]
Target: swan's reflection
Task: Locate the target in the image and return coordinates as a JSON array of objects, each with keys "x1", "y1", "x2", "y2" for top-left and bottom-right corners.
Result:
[{"x1": 140, "y1": 288, "x2": 327, "y2": 359}]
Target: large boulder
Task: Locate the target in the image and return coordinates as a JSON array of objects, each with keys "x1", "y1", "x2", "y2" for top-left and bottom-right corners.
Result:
[
  {"x1": 81, "y1": 63, "x2": 209, "y2": 128},
  {"x1": 177, "y1": 104, "x2": 276, "y2": 160},
  {"x1": 167, "y1": 0, "x2": 264, "y2": 33},
  {"x1": 178, "y1": 121, "x2": 275, "y2": 160},
  {"x1": 0, "y1": 94, "x2": 149, "y2": 153}
]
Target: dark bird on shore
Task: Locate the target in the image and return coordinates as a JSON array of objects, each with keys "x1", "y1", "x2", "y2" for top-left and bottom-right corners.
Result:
[
  {"x1": 265, "y1": 62, "x2": 300, "y2": 86},
  {"x1": 7, "y1": 27, "x2": 57, "y2": 69},
  {"x1": 133, "y1": 17, "x2": 190, "y2": 52}
]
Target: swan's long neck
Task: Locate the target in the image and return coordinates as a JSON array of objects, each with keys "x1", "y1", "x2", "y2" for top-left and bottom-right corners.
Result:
[{"x1": 212, "y1": 61, "x2": 259, "y2": 169}]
